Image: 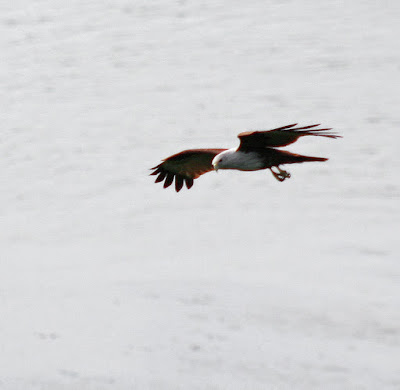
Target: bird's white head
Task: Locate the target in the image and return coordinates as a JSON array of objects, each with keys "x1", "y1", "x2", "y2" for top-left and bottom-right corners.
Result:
[{"x1": 212, "y1": 149, "x2": 236, "y2": 171}]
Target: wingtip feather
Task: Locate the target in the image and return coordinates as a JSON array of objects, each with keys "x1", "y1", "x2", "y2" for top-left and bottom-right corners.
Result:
[
  {"x1": 185, "y1": 178, "x2": 194, "y2": 189},
  {"x1": 163, "y1": 173, "x2": 174, "y2": 188},
  {"x1": 175, "y1": 176, "x2": 184, "y2": 192}
]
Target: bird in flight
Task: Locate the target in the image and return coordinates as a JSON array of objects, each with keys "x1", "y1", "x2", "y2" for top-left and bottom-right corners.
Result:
[{"x1": 151, "y1": 124, "x2": 340, "y2": 192}]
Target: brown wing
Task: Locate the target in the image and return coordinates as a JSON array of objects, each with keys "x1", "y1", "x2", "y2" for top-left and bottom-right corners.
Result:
[
  {"x1": 238, "y1": 124, "x2": 340, "y2": 149},
  {"x1": 150, "y1": 148, "x2": 227, "y2": 192}
]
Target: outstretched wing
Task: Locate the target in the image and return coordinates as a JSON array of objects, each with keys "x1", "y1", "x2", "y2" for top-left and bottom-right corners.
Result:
[
  {"x1": 238, "y1": 124, "x2": 340, "y2": 149},
  {"x1": 150, "y1": 148, "x2": 227, "y2": 192}
]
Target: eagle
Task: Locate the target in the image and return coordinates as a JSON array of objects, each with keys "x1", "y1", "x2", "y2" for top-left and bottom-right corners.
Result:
[{"x1": 151, "y1": 124, "x2": 340, "y2": 192}]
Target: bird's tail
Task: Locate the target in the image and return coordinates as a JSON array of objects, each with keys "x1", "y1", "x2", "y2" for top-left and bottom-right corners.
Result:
[
  {"x1": 269, "y1": 149, "x2": 328, "y2": 166},
  {"x1": 287, "y1": 154, "x2": 328, "y2": 164}
]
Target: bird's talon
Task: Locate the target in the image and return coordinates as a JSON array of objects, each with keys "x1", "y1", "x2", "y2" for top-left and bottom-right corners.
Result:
[
  {"x1": 270, "y1": 167, "x2": 291, "y2": 182},
  {"x1": 279, "y1": 168, "x2": 291, "y2": 179}
]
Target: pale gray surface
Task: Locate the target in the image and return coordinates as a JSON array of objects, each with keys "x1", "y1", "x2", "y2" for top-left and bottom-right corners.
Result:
[{"x1": 1, "y1": 1, "x2": 400, "y2": 389}]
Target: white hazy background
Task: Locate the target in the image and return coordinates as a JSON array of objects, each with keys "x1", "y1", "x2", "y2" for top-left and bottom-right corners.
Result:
[{"x1": 1, "y1": 1, "x2": 399, "y2": 389}]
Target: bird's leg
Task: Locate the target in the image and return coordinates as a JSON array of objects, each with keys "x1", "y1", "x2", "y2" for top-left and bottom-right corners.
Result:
[{"x1": 270, "y1": 167, "x2": 291, "y2": 182}]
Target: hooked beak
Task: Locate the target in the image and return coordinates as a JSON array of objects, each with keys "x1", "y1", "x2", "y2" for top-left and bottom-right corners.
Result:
[{"x1": 213, "y1": 163, "x2": 218, "y2": 172}]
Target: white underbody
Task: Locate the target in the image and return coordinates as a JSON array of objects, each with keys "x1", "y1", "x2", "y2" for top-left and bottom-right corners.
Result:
[{"x1": 212, "y1": 148, "x2": 265, "y2": 171}]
